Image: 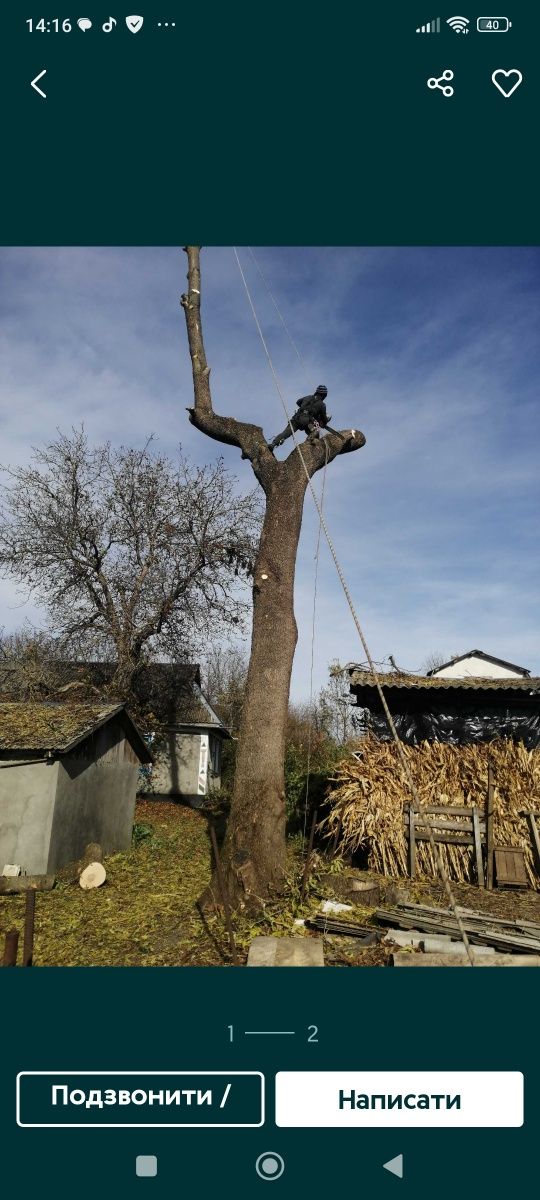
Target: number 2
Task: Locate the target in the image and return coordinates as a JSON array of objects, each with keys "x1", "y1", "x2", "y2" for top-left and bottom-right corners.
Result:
[{"x1": 308, "y1": 1025, "x2": 318, "y2": 1043}]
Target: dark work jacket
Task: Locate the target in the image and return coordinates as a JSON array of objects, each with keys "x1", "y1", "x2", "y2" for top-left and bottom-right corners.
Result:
[{"x1": 296, "y1": 393, "x2": 329, "y2": 426}]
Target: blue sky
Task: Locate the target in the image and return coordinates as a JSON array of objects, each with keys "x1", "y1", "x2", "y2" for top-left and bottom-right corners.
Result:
[{"x1": 0, "y1": 246, "x2": 539, "y2": 698}]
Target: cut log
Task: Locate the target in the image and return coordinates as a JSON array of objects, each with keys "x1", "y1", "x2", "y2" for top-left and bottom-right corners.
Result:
[
  {"x1": 79, "y1": 862, "x2": 106, "y2": 890},
  {"x1": 0, "y1": 874, "x2": 55, "y2": 894},
  {"x1": 391, "y1": 952, "x2": 540, "y2": 967}
]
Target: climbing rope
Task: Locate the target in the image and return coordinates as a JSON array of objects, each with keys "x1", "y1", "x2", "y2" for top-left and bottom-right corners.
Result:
[
  {"x1": 302, "y1": 438, "x2": 329, "y2": 849},
  {"x1": 232, "y1": 248, "x2": 476, "y2": 964},
  {"x1": 247, "y1": 247, "x2": 312, "y2": 384}
]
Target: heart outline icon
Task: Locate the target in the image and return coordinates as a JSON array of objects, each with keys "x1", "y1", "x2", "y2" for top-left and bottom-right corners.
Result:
[
  {"x1": 126, "y1": 15, "x2": 144, "y2": 34},
  {"x1": 492, "y1": 69, "x2": 523, "y2": 98}
]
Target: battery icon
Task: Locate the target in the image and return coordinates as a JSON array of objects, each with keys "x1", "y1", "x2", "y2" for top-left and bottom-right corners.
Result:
[{"x1": 477, "y1": 17, "x2": 512, "y2": 31}]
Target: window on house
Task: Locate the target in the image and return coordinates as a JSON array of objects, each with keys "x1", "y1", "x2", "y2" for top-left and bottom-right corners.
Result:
[{"x1": 209, "y1": 737, "x2": 221, "y2": 777}]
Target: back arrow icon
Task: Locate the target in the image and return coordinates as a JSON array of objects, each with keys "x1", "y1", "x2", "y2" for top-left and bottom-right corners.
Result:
[{"x1": 31, "y1": 70, "x2": 47, "y2": 98}]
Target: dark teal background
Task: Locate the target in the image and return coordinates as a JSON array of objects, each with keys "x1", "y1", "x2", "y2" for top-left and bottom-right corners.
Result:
[
  {"x1": 1, "y1": 969, "x2": 535, "y2": 1197},
  {"x1": 1, "y1": 2, "x2": 539, "y2": 242},
  {"x1": 1, "y1": 4, "x2": 539, "y2": 1196}
]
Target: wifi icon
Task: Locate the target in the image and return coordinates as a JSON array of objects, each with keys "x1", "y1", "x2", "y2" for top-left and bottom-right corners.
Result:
[{"x1": 447, "y1": 15, "x2": 470, "y2": 32}]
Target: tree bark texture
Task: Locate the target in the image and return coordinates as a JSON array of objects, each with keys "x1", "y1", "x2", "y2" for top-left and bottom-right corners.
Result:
[{"x1": 181, "y1": 247, "x2": 366, "y2": 906}]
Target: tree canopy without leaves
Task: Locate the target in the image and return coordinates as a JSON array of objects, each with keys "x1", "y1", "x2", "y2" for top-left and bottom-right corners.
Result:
[
  {"x1": 0, "y1": 429, "x2": 261, "y2": 693},
  {"x1": 0, "y1": 628, "x2": 66, "y2": 700},
  {"x1": 204, "y1": 643, "x2": 248, "y2": 737}
]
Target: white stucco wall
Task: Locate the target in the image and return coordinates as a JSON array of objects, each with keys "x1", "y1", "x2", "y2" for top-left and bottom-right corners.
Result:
[
  {"x1": 148, "y1": 731, "x2": 202, "y2": 796},
  {"x1": 0, "y1": 761, "x2": 59, "y2": 875},
  {"x1": 433, "y1": 656, "x2": 524, "y2": 679},
  {"x1": 144, "y1": 731, "x2": 222, "y2": 798}
]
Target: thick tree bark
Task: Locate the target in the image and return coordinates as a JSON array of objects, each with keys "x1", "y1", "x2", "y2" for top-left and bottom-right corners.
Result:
[
  {"x1": 226, "y1": 463, "x2": 307, "y2": 899},
  {"x1": 181, "y1": 247, "x2": 365, "y2": 907}
]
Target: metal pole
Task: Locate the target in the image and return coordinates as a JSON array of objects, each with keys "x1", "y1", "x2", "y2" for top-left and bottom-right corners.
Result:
[
  {"x1": 300, "y1": 809, "x2": 318, "y2": 903},
  {"x1": 2, "y1": 929, "x2": 19, "y2": 967},
  {"x1": 209, "y1": 824, "x2": 239, "y2": 966},
  {"x1": 22, "y1": 889, "x2": 36, "y2": 966}
]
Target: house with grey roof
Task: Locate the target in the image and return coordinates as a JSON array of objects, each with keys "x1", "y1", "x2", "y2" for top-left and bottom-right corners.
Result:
[{"x1": 0, "y1": 701, "x2": 152, "y2": 875}]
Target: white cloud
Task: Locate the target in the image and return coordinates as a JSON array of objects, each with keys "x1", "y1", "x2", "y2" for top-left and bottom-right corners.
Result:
[{"x1": 1, "y1": 246, "x2": 538, "y2": 697}]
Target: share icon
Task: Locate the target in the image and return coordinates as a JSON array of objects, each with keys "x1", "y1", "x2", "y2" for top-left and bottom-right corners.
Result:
[{"x1": 427, "y1": 69, "x2": 454, "y2": 97}]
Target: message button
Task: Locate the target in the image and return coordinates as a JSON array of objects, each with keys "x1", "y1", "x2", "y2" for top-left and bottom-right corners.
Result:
[{"x1": 275, "y1": 1072, "x2": 523, "y2": 1128}]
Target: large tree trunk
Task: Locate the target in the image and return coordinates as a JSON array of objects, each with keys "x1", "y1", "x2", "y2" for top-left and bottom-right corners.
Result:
[
  {"x1": 180, "y1": 247, "x2": 365, "y2": 908},
  {"x1": 224, "y1": 466, "x2": 308, "y2": 900}
]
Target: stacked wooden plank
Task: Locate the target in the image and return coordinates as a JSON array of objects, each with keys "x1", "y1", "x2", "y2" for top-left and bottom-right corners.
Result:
[
  {"x1": 306, "y1": 916, "x2": 380, "y2": 943},
  {"x1": 375, "y1": 902, "x2": 540, "y2": 955}
]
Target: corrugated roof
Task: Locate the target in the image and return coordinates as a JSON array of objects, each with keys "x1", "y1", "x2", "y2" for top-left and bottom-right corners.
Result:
[
  {"x1": 348, "y1": 669, "x2": 540, "y2": 693},
  {"x1": 0, "y1": 701, "x2": 153, "y2": 759}
]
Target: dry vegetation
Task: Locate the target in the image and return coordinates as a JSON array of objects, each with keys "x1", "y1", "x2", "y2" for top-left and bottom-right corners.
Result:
[
  {"x1": 324, "y1": 737, "x2": 540, "y2": 886},
  {"x1": 0, "y1": 802, "x2": 223, "y2": 966},
  {"x1": 4, "y1": 741, "x2": 540, "y2": 968},
  {"x1": 0, "y1": 802, "x2": 343, "y2": 966}
]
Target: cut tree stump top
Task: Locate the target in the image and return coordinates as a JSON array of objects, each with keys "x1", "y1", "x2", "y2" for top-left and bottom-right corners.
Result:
[{"x1": 79, "y1": 862, "x2": 107, "y2": 890}]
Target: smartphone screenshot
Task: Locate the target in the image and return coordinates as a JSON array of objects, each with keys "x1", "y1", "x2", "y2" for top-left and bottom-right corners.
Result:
[{"x1": 1, "y1": 4, "x2": 538, "y2": 1196}]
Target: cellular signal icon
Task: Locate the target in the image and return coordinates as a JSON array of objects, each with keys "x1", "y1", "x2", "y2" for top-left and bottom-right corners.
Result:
[{"x1": 416, "y1": 17, "x2": 441, "y2": 32}]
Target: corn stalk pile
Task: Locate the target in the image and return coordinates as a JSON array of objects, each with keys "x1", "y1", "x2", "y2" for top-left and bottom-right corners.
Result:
[{"x1": 324, "y1": 737, "x2": 540, "y2": 887}]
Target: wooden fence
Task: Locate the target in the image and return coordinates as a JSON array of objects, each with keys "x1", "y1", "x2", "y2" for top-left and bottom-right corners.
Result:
[{"x1": 404, "y1": 761, "x2": 496, "y2": 887}]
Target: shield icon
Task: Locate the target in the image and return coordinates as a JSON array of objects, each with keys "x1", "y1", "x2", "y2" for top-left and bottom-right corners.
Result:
[{"x1": 125, "y1": 15, "x2": 144, "y2": 33}]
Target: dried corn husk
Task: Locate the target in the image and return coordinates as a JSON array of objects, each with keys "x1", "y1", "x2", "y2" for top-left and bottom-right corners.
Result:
[{"x1": 324, "y1": 737, "x2": 540, "y2": 887}]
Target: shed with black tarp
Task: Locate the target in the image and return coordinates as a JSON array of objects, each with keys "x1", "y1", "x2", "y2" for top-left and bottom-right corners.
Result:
[{"x1": 347, "y1": 668, "x2": 540, "y2": 747}]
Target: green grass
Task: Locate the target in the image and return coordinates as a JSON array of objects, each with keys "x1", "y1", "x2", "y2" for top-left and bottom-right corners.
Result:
[
  {"x1": 0, "y1": 801, "x2": 225, "y2": 966},
  {"x1": 1, "y1": 803, "x2": 415, "y2": 967}
]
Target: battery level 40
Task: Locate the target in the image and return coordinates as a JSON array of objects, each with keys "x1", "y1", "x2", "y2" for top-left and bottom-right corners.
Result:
[{"x1": 477, "y1": 17, "x2": 512, "y2": 31}]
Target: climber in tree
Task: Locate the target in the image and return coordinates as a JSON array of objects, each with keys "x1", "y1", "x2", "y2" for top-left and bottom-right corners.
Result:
[{"x1": 267, "y1": 385, "x2": 331, "y2": 451}]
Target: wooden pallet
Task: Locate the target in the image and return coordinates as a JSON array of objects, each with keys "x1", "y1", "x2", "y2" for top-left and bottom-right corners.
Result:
[{"x1": 404, "y1": 804, "x2": 486, "y2": 886}]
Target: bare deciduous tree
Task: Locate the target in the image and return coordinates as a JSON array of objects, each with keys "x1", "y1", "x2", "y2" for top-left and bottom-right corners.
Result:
[
  {"x1": 181, "y1": 246, "x2": 366, "y2": 905},
  {"x1": 204, "y1": 644, "x2": 248, "y2": 737},
  {"x1": 318, "y1": 660, "x2": 356, "y2": 744},
  {"x1": 0, "y1": 627, "x2": 66, "y2": 700},
  {"x1": 421, "y1": 651, "x2": 447, "y2": 675},
  {"x1": 0, "y1": 430, "x2": 261, "y2": 695}
]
